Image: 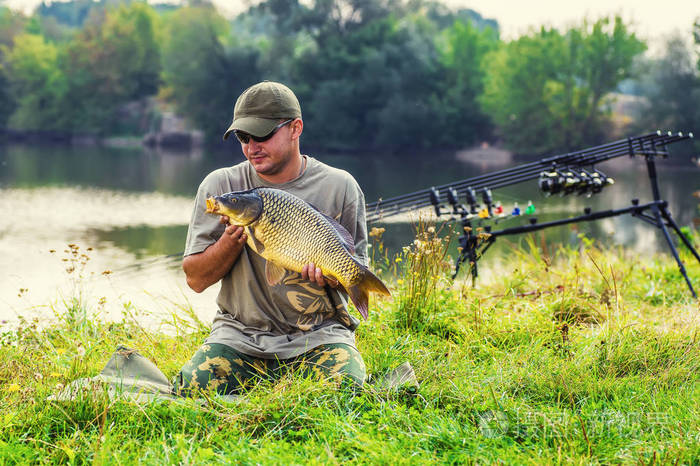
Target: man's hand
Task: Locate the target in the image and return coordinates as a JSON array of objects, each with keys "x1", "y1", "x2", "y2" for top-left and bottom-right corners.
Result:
[
  {"x1": 220, "y1": 215, "x2": 247, "y2": 245},
  {"x1": 182, "y1": 216, "x2": 247, "y2": 293},
  {"x1": 301, "y1": 262, "x2": 339, "y2": 288}
]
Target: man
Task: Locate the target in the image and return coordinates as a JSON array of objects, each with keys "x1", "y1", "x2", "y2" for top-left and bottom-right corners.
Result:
[{"x1": 174, "y1": 81, "x2": 369, "y2": 396}]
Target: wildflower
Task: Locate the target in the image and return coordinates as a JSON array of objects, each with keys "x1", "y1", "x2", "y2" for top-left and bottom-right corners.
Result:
[
  {"x1": 395, "y1": 257, "x2": 402, "y2": 263},
  {"x1": 397, "y1": 279, "x2": 404, "y2": 285},
  {"x1": 6, "y1": 384, "x2": 20, "y2": 393},
  {"x1": 369, "y1": 227, "x2": 386, "y2": 238},
  {"x1": 427, "y1": 226, "x2": 435, "y2": 234}
]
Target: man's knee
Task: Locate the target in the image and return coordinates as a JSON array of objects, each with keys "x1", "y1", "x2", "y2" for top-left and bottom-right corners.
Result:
[
  {"x1": 172, "y1": 343, "x2": 252, "y2": 396},
  {"x1": 299, "y1": 343, "x2": 366, "y2": 387}
]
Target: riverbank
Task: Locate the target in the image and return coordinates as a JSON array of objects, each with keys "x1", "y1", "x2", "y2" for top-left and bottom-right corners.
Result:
[
  {"x1": 0, "y1": 128, "x2": 204, "y2": 151},
  {"x1": 1, "y1": 233, "x2": 698, "y2": 463}
]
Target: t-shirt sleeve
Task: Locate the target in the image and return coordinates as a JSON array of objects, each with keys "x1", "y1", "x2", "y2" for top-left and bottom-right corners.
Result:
[
  {"x1": 341, "y1": 177, "x2": 369, "y2": 267},
  {"x1": 183, "y1": 172, "x2": 227, "y2": 257}
]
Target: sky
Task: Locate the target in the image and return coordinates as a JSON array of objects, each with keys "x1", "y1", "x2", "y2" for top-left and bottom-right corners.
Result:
[
  {"x1": 5, "y1": 0, "x2": 700, "y2": 45},
  {"x1": 447, "y1": 0, "x2": 699, "y2": 41}
]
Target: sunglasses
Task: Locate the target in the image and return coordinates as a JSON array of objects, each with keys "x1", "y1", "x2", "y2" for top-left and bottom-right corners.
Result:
[{"x1": 234, "y1": 119, "x2": 294, "y2": 144}]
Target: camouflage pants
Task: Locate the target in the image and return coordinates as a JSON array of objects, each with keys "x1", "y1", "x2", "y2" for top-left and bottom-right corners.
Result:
[{"x1": 172, "y1": 343, "x2": 366, "y2": 396}]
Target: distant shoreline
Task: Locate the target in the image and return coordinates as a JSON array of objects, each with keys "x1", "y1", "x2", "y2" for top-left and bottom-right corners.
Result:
[{"x1": 0, "y1": 128, "x2": 203, "y2": 150}]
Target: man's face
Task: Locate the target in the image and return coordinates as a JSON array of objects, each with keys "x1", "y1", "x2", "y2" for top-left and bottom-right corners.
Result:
[{"x1": 239, "y1": 119, "x2": 300, "y2": 177}]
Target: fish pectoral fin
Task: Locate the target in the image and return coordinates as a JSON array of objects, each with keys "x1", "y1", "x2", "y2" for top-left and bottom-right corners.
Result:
[
  {"x1": 246, "y1": 226, "x2": 265, "y2": 254},
  {"x1": 265, "y1": 261, "x2": 287, "y2": 286},
  {"x1": 335, "y1": 283, "x2": 347, "y2": 295}
]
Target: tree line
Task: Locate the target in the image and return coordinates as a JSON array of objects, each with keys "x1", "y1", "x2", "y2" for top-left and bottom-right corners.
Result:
[{"x1": 0, "y1": 0, "x2": 699, "y2": 155}]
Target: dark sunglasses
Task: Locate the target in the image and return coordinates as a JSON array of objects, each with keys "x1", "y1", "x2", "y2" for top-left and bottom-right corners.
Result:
[{"x1": 234, "y1": 119, "x2": 294, "y2": 144}]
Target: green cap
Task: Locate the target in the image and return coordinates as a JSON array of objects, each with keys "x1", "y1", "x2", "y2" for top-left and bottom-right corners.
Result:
[{"x1": 223, "y1": 81, "x2": 302, "y2": 140}]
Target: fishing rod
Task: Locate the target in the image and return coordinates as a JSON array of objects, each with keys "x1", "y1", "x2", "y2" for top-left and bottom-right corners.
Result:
[
  {"x1": 366, "y1": 131, "x2": 687, "y2": 224},
  {"x1": 367, "y1": 130, "x2": 700, "y2": 298}
]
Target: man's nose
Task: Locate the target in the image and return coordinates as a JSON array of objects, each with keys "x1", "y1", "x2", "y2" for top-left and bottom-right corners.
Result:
[{"x1": 247, "y1": 138, "x2": 262, "y2": 151}]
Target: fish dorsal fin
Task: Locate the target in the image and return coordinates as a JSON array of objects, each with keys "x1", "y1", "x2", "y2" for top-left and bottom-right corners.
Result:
[
  {"x1": 265, "y1": 261, "x2": 287, "y2": 286},
  {"x1": 308, "y1": 204, "x2": 355, "y2": 254}
]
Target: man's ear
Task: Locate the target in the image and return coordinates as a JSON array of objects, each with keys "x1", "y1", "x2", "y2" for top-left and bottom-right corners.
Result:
[{"x1": 290, "y1": 118, "x2": 303, "y2": 140}]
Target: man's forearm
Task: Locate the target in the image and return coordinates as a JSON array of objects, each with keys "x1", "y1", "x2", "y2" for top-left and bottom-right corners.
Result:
[{"x1": 183, "y1": 225, "x2": 247, "y2": 293}]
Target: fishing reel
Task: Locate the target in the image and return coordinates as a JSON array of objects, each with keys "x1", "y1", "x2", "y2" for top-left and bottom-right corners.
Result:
[{"x1": 539, "y1": 165, "x2": 614, "y2": 197}]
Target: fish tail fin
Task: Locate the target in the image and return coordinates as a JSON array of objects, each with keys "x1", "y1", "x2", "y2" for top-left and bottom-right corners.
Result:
[{"x1": 347, "y1": 268, "x2": 391, "y2": 320}]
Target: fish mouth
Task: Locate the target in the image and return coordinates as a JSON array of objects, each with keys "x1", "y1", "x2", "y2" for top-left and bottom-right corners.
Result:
[{"x1": 205, "y1": 197, "x2": 219, "y2": 214}]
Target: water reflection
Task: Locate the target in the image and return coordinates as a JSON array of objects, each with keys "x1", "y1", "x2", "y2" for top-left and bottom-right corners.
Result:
[
  {"x1": 0, "y1": 143, "x2": 237, "y2": 196},
  {"x1": 91, "y1": 225, "x2": 189, "y2": 259},
  {"x1": 0, "y1": 185, "x2": 208, "y2": 326},
  {"x1": 1, "y1": 142, "x2": 698, "y2": 325}
]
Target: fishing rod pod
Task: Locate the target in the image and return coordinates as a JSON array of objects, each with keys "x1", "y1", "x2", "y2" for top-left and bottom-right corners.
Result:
[{"x1": 366, "y1": 130, "x2": 700, "y2": 298}]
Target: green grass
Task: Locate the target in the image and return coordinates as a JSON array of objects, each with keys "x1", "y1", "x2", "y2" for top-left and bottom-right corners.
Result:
[{"x1": 1, "y1": 233, "x2": 699, "y2": 464}]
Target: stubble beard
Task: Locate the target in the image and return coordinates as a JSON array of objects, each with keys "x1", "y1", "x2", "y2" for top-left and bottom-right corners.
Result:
[{"x1": 250, "y1": 148, "x2": 296, "y2": 177}]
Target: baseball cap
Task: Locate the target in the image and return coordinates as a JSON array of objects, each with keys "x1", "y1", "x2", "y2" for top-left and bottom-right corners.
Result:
[{"x1": 223, "y1": 81, "x2": 302, "y2": 140}]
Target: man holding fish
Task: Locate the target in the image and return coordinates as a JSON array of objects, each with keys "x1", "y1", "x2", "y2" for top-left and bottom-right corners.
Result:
[{"x1": 174, "y1": 81, "x2": 389, "y2": 396}]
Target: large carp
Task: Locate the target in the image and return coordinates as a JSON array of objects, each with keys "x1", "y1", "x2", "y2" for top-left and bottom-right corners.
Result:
[{"x1": 205, "y1": 187, "x2": 390, "y2": 319}]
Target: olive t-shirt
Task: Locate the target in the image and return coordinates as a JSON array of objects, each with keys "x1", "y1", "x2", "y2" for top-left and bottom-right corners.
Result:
[{"x1": 184, "y1": 156, "x2": 368, "y2": 359}]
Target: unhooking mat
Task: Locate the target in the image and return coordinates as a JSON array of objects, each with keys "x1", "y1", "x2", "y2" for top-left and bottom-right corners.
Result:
[{"x1": 49, "y1": 346, "x2": 419, "y2": 404}]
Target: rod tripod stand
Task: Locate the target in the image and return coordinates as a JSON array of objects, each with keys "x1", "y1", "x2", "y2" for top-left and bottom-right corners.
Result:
[{"x1": 454, "y1": 146, "x2": 700, "y2": 297}]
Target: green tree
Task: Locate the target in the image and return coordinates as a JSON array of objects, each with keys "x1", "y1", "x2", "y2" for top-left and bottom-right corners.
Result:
[
  {"x1": 4, "y1": 33, "x2": 66, "y2": 129},
  {"x1": 0, "y1": 64, "x2": 13, "y2": 127},
  {"x1": 0, "y1": 6, "x2": 27, "y2": 126},
  {"x1": 60, "y1": 2, "x2": 161, "y2": 133},
  {"x1": 437, "y1": 18, "x2": 498, "y2": 145},
  {"x1": 24, "y1": 14, "x2": 72, "y2": 43},
  {"x1": 0, "y1": 6, "x2": 26, "y2": 47},
  {"x1": 97, "y1": 2, "x2": 160, "y2": 100},
  {"x1": 36, "y1": 0, "x2": 96, "y2": 28},
  {"x1": 481, "y1": 17, "x2": 646, "y2": 154},
  {"x1": 237, "y1": 0, "x2": 309, "y2": 83},
  {"x1": 424, "y1": 3, "x2": 499, "y2": 32},
  {"x1": 161, "y1": 5, "x2": 260, "y2": 141},
  {"x1": 635, "y1": 33, "x2": 700, "y2": 151},
  {"x1": 288, "y1": 2, "x2": 450, "y2": 150}
]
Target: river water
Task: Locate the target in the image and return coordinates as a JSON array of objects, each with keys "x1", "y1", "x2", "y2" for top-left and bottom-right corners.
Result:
[{"x1": 1, "y1": 141, "x2": 698, "y2": 327}]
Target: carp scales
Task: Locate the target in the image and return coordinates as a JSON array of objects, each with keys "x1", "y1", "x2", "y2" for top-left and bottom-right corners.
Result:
[{"x1": 205, "y1": 187, "x2": 390, "y2": 319}]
